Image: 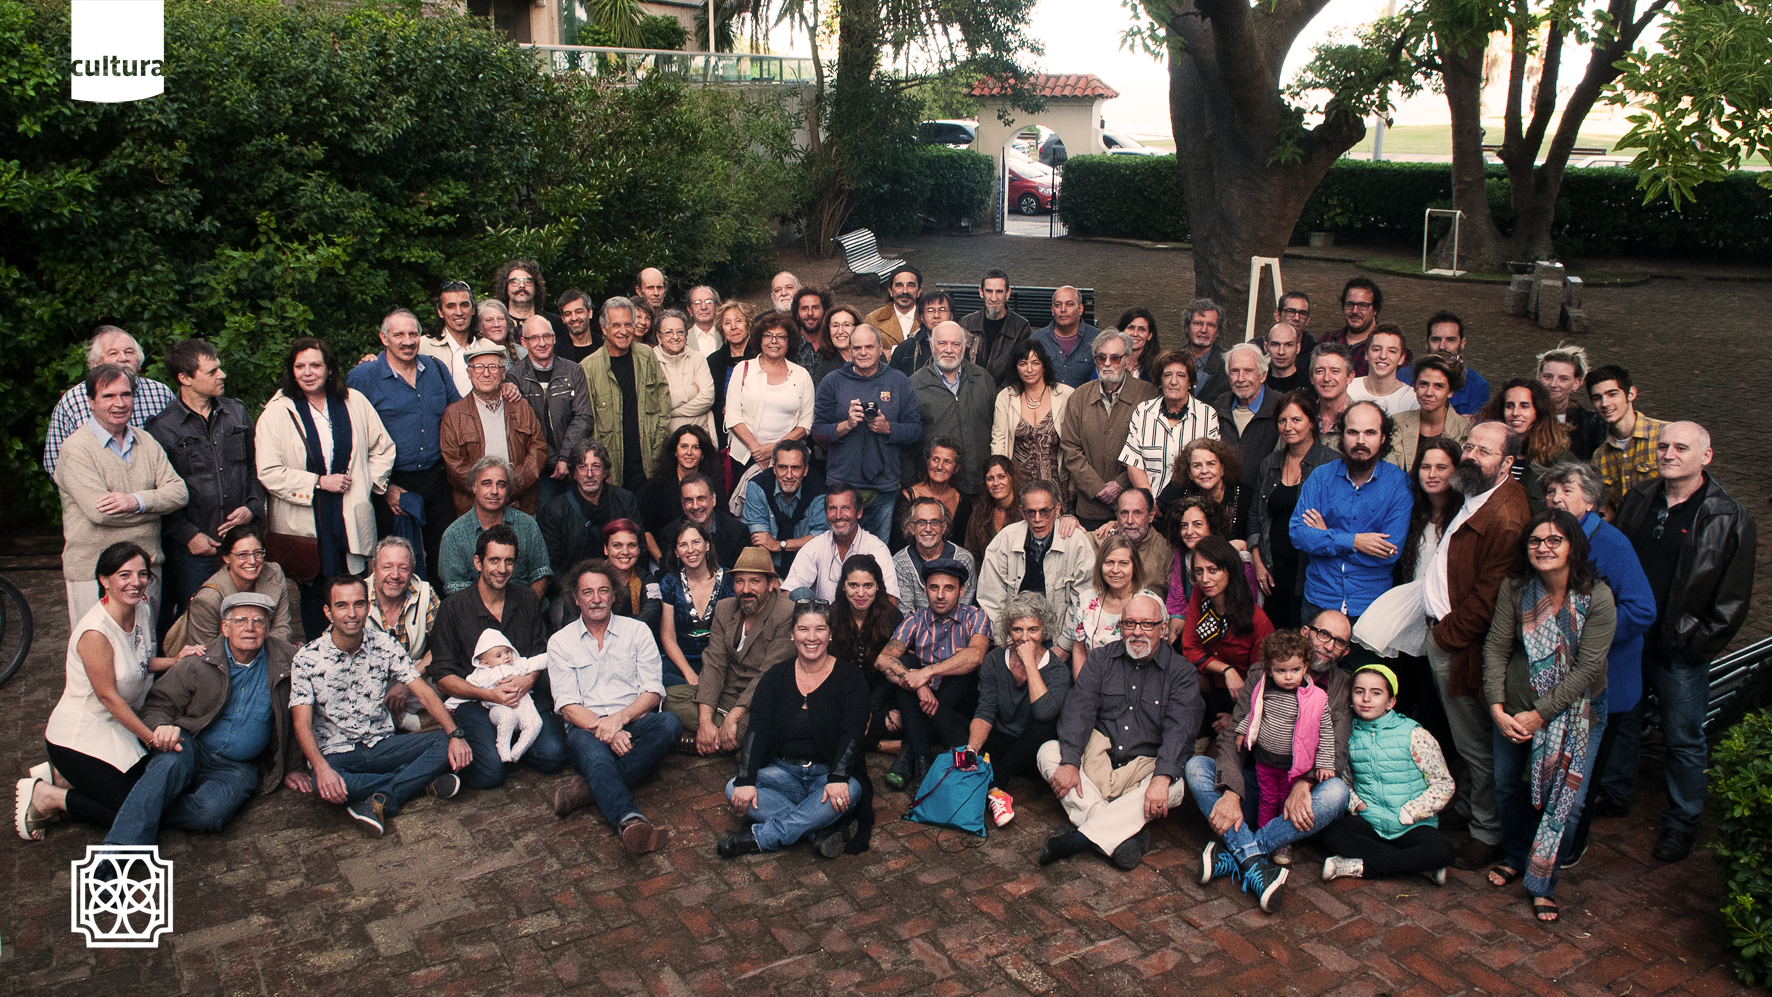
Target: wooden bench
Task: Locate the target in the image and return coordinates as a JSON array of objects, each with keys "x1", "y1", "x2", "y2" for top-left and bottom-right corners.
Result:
[
  {"x1": 934, "y1": 283, "x2": 1095, "y2": 331},
  {"x1": 832, "y1": 229, "x2": 906, "y2": 288}
]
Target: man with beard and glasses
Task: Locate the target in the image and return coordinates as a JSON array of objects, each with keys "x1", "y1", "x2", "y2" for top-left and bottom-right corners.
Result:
[
  {"x1": 1037, "y1": 594, "x2": 1204, "y2": 872},
  {"x1": 908, "y1": 322, "x2": 994, "y2": 499},
  {"x1": 1289, "y1": 402, "x2": 1410, "y2": 638},
  {"x1": 957, "y1": 268, "x2": 1034, "y2": 389},
  {"x1": 865, "y1": 265, "x2": 923, "y2": 350},
  {"x1": 1061, "y1": 329, "x2": 1159, "y2": 530},
  {"x1": 1416, "y1": 420, "x2": 1531, "y2": 870}
]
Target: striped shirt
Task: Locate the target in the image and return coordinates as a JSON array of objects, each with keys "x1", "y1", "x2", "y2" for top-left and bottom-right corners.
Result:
[
  {"x1": 892, "y1": 605, "x2": 991, "y2": 688},
  {"x1": 1592, "y1": 413, "x2": 1667, "y2": 504},
  {"x1": 43, "y1": 377, "x2": 175, "y2": 479},
  {"x1": 1234, "y1": 681, "x2": 1336, "y2": 772},
  {"x1": 1118, "y1": 395, "x2": 1221, "y2": 496}
]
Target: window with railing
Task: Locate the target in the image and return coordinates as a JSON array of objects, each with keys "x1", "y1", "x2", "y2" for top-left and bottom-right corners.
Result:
[{"x1": 521, "y1": 44, "x2": 817, "y2": 84}]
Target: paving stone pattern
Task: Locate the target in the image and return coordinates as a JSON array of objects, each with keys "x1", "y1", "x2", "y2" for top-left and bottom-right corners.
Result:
[{"x1": 5, "y1": 235, "x2": 1767, "y2": 995}]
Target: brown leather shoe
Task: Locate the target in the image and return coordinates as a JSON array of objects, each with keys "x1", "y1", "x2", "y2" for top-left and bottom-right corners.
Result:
[
  {"x1": 620, "y1": 817, "x2": 670, "y2": 855},
  {"x1": 552, "y1": 776, "x2": 594, "y2": 818},
  {"x1": 1454, "y1": 837, "x2": 1503, "y2": 871}
]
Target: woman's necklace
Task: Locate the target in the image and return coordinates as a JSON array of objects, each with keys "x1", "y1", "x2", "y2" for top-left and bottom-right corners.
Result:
[{"x1": 1024, "y1": 385, "x2": 1049, "y2": 410}]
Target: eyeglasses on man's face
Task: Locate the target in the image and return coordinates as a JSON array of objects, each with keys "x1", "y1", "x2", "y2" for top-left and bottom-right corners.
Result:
[
  {"x1": 1120, "y1": 620, "x2": 1163, "y2": 633},
  {"x1": 1304, "y1": 625, "x2": 1351, "y2": 651},
  {"x1": 469, "y1": 362, "x2": 505, "y2": 373}
]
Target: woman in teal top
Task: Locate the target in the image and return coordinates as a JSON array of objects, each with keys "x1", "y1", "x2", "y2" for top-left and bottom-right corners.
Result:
[{"x1": 1319, "y1": 664, "x2": 1457, "y2": 883}]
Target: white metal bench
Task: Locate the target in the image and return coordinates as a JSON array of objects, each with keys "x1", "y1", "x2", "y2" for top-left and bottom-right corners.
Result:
[{"x1": 832, "y1": 228, "x2": 905, "y2": 287}]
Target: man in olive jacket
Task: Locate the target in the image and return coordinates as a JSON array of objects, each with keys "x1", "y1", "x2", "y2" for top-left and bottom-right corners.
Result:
[
  {"x1": 580, "y1": 296, "x2": 671, "y2": 490},
  {"x1": 907, "y1": 322, "x2": 996, "y2": 498},
  {"x1": 103, "y1": 593, "x2": 305, "y2": 846}
]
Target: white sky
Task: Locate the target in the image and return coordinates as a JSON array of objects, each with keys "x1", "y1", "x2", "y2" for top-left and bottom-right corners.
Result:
[{"x1": 761, "y1": 0, "x2": 1642, "y2": 142}]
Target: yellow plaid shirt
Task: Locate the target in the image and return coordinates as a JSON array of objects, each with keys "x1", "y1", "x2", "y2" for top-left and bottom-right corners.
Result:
[{"x1": 1591, "y1": 413, "x2": 1667, "y2": 503}]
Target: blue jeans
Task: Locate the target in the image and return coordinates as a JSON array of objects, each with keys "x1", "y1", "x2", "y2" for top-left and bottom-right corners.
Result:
[
  {"x1": 858, "y1": 489, "x2": 897, "y2": 544},
  {"x1": 323, "y1": 730, "x2": 452, "y2": 817},
  {"x1": 103, "y1": 734, "x2": 259, "y2": 846},
  {"x1": 1601, "y1": 652, "x2": 1709, "y2": 832},
  {"x1": 1184, "y1": 755, "x2": 1350, "y2": 864},
  {"x1": 158, "y1": 546, "x2": 222, "y2": 639},
  {"x1": 725, "y1": 761, "x2": 863, "y2": 851},
  {"x1": 1492, "y1": 703, "x2": 1606, "y2": 896},
  {"x1": 538, "y1": 472, "x2": 571, "y2": 512},
  {"x1": 453, "y1": 677, "x2": 568, "y2": 790},
  {"x1": 564, "y1": 711, "x2": 682, "y2": 829}
]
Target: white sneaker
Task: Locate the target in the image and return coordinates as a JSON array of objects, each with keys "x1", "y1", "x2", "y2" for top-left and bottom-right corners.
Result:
[
  {"x1": 1322, "y1": 856, "x2": 1363, "y2": 881},
  {"x1": 1272, "y1": 845, "x2": 1292, "y2": 866}
]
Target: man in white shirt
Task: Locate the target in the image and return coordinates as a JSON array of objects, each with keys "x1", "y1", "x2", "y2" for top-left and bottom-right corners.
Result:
[
  {"x1": 783, "y1": 485, "x2": 901, "y2": 604},
  {"x1": 546, "y1": 561, "x2": 681, "y2": 854},
  {"x1": 686, "y1": 286, "x2": 722, "y2": 357}
]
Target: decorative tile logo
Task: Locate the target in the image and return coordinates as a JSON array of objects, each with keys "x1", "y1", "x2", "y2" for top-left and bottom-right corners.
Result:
[
  {"x1": 70, "y1": 0, "x2": 164, "y2": 103},
  {"x1": 70, "y1": 846, "x2": 174, "y2": 948}
]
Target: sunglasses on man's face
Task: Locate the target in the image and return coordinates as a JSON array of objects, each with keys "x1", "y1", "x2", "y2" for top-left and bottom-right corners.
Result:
[{"x1": 439, "y1": 280, "x2": 471, "y2": 294}]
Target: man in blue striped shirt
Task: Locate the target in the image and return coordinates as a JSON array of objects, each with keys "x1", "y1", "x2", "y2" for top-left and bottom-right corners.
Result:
[{"x1": 875, "y1": 559, "x2": 992, "y2": 791}]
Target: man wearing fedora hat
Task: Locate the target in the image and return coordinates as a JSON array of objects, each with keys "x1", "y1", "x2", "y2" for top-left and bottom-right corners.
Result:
[
  {"x1": 665, "y1": 547, "x2": 797, "y2": 754},
  {"x1": 100, "y1": 592, "x2": 303, "y2": 846},
  {"x1": 875, "y1": 558, "x2": 992, "y2": 791}
]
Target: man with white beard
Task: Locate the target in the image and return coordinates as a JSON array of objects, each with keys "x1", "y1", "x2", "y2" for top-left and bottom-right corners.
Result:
[
  {"x1": 908, "y1": 322, "x2": 994, "y2": 499},
  {"x1": 1419, "y1": 420, "x2": 1532, "y2": 870},
  {"x1": 1036, "y1": 593, "x2": 1203, "y2": 871}
]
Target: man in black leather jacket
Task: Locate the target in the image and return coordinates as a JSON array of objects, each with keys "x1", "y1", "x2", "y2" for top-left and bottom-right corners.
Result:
[{"x1": 1603, "y1": 421, "x2": 1756, "y2": 863}]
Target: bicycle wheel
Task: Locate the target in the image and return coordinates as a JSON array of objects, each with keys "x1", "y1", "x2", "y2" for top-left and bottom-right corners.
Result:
[{"x1": 0, "y1": 572, "x2": 34, "y2": 688}]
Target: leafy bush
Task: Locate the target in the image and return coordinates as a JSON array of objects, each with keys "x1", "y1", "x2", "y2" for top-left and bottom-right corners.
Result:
[
  {"x1": 918, "y1": 146, "x2": 994, "y2": 228},
  {"x1": 1059, "y1": 155, "x2": 1772, "y2": 259},
  {"x1": 637, "y1": 14, "x2": 689, "y2": 51},
  {"x1": 0, "y1": 0, "x2": 795, "y2": 524},
  {"x1": 1713, "y1": 709, "x2": 1772, "y2": 985}
]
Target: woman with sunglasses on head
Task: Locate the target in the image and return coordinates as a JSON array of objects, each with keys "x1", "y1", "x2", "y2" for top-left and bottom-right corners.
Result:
[
  {"x1": 1482, "y1": 509, "x2": 1616, "y2": 924},
  {"x1": 1178, "y1": 535, "x2": 1274, "y2": 738},
  {"x1": 182, "y1": 523, "x2": 293, "y2": 651},
  {"x1": 1478, "y1": 379, "x2": 1574, "y2": 512},
  {"x1": 718, "y1": 600, "x2": 875, "y2": 860}
]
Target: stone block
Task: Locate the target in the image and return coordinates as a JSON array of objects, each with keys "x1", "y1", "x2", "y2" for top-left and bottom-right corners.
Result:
[
  {"x1": 1563, "y1": 306, "x2": 1589, "y2": 334},
  {"x1": 1504, "y1": 288, "x2": 1531, "y2": 315},
  {"x1": 1565, "y1": 274, "x2": 1585, "y2": 309},
  {"x1": 1538, "y1": 282, "x2": 1564, "y2": 328},
  {"x1": 1533, "y1": 260, "x2": 1566, "y2": 282}
]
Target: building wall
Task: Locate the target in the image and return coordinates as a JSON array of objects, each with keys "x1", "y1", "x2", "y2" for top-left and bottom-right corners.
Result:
[{"x1": 974, "y1": 97, "x2": 1106, "y2": 224}]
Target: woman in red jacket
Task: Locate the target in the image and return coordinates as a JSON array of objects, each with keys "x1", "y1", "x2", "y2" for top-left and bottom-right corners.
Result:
[{"x1": 1181, "y1": 535, "x2": 1275, "y2": 738}]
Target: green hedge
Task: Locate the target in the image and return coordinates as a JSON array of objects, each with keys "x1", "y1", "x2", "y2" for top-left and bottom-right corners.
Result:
[
  {"x1": 1059, "y1": 155, "x2": 1772, "y2": 259},
  {"x1": 0, "y1": 0, "x2": 796, "y2": 523},
  {"x1": 919, "y1": 146, "x2": 994, "y2": 229},
  {"x1": 1713, "y1": 709, "x2": 1772, "y2": 985}
]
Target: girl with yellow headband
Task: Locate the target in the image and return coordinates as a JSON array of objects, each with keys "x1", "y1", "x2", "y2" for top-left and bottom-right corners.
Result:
[{"x1": 1319, "y1": 664, "x2": 1458, "y2": 884}]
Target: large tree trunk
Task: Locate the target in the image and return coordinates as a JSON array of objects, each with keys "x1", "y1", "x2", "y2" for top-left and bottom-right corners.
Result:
[
  {"x1": 1439, "y1": 37, "x2": 1509, "y2": 270},
  {"x1": 1168, "y1": 0, "x2": 1366, "y2": 313}
]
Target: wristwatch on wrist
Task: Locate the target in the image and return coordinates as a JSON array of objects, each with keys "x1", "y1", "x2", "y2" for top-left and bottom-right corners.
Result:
[{"x1": 448, "y1": 728, "x2": 468, "y2": 741}]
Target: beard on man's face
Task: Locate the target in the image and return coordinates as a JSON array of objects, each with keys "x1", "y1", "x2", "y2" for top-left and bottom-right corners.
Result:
[
  {"x1": 1341, "y1": 440, "x2": 1378, "y2": 474},
  {"x1": 1450, "y1": 458, "x2": 1498, "y2": 495}
]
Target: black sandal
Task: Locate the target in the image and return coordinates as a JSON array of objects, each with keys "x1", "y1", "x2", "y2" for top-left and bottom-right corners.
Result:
[
  {"x1": 1487, "y1": 865, "x2": 1520, "y2": 887},
  {"x1": 1532, "y1": 896, "x2": 1559, "y2": 923}
]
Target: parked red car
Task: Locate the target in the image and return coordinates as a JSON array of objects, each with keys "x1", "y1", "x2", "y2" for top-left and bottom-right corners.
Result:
[{"x1": 1008, "y1": 161, "x2": 1054, "y2": 215}]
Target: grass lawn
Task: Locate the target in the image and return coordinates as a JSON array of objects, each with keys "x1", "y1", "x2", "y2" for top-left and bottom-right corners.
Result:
[{"x1": 1344, "y1": 124, "x2": 1623, "y2": 156}]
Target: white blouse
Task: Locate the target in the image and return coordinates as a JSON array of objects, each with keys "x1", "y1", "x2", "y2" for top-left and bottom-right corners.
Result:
[{"x1": 46, "y1": 600, "x2": 154, "y2": 771}]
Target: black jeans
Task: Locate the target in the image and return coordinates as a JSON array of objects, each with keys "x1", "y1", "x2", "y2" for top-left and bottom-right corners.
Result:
[
  {"x1": 374, "y1": 463, "x2": 455, "y2": 589},
  {"x1": 1320, "y1": 814, "x2": 1457, "y2": 878},
  {"x1": 1391, "y1": 652, "x2": 1463, "y2": 774},
  {"x1": 981, "y1": 718, "x2": 1058, "y2": 791},
  {"x1": 897, "y1": 672, "x2": 979, "y2": 761},
  {"x1": 45, "y1": 741, "x2": 152, "y2": 828}
]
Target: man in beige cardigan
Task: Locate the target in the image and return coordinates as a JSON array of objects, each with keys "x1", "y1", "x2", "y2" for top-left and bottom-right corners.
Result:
[
  {"x1": 1059, "y1": 330, "x2": 1157, "y2": 530},
  {"x1": 54, "y1": 365, "x2": 189, "y2": 630}
]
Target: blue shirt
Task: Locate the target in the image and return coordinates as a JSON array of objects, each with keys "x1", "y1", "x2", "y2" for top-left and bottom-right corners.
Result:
[
  {"x1": 1581, "y1": 510, "x2": 1657, "y2": 715},
  {"x1": 1288, "y1": 459, "x2": 1413, "y2": 616},
  {"x1": 1231, "y1": 385, "x2": 1266, "y2": 414},
  {"x1": 197, "y1": 644, "x2": 274, "y2": 762},
  {"x1": 347, "y1": 352, "x2": 460, "y2": 471},
  {"x1": 742, "y1": 479, "x2": 828, "y2": 542},
  {"x1": 1030, "y1": 323, "x2": 1101, "y2": 387},
  {"x1": 1399, "y1": 362, "x2": 1490, "y2": 418}
]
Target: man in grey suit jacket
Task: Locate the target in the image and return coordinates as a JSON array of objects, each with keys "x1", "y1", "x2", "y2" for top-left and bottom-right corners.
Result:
[{"x1": 663, "y1": 548, "x2": 796, "y2": 753}]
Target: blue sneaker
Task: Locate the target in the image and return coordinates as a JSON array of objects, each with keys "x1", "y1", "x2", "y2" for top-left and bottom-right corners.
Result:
[
  {"x1": 1239, "y1": 858, "x2": 1288, "y2": 913},
  {"x1": 1201, "y1": 841, "x2": 1238, "y2": 883}
]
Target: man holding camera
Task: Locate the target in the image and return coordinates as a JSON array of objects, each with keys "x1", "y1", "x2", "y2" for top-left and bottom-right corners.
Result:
[{"x1": 813, "y1": 325, "x2": 923, "y2": 542}]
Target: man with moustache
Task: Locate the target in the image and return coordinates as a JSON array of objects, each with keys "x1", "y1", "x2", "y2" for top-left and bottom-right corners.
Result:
[
  {"x1": 1037, "y1": 593, "x2": 1203, "y2": 872},
  {"x1": 1417, "y1": 420, "x2": 1531, "y2": 869},
  {"x1": 791, "y1": 286, "x2": 832, "y2": 368},
  {"x1": 865, "y1": 265, "x2": 923, "y2": 350},
  {"x1": 908, "y1": 322, "x2": 995, "y2": 499},
  {"x1": 957, "y1": 268, "x2": 1034, "y2": 388},
  {"x1": 664, "y1": 547, "x2": 797, "y2": 753},
  {"x1": 770, "y1": 272, "x2": 800, "y2": 313},
  {"x1": 1288, "y1": 401, "x2": 1411, "y2": 633},
  {"x1": 1319, "y1": 277, "x2": 1399, "y2": 377},
  {"x1": 1090, "y1": 487, "x2": 1174, "y2": 599},
  {"x1": 1060, "y1": 329, "x2": 1159, "y2": 530},
  {"x1": 493, "y1": 259, "x2": 566, "y2": 340},
  {"x1": 1181, "y1": 298, "x2": 1231, "y2": 401}
]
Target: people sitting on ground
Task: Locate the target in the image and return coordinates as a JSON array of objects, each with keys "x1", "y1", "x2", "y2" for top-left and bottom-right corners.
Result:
[
  {"x1": 182, "y1": 524, "x2": 294, "y2": 651},
  {"x1": 1186, "y1": 629, "x2": 1352, "y2": 912},
  {"x1": 19, "y1": 542, "x2": 204, "y2": 842},
  {"x1": 1177, "y1": 536, "x2": 1277, "y2": 739},
  {"x1": 598, "y1": 519, "x2": 661, "y2": 631},
  {"x1": 1229, "y1": 631, "x2": 1338, "y2": 865},
  {"x1": 97, "y1": 593, "x2": 304, "y2": 847},
  {"x1": 1037, "y1": 593, "x2": 1202, "y2": 871},
  {"x1": 289, "y1": 576, "x2": 469, "y2": 838},
  {"x1": 453, "y1": 629, "x2": 548, "y2": 764},
  {"x1": 665, "y1": 547, "x2": 796, "y2": 754},
  {"x1": 545, "y1": 559, "x2": 680, "y2": 855},
  {"x1": 1482, "y1": 510, "x2": 1618, "y2": 924},
  {"x1": 893, "y1": 495, "x2": 979, "y2": 613},
  {"x1": 1320, "y1": 664, "x2": 1458, "y2": 884},
  {"x1": 657, "y1": 522, "x2": 733, "y2": 689},
  {"x1": 1067, "y1": 535, "x2": 1163, "y2": 678},
  {"x1": 365, "y1": 536, "x2": 441, "y2": 732},
  {"x1": 876, "y1": 559, "x2": 993, "y2": 792},
  {"x1": 966, "y1": 592, "x2": 1071, "y2": 828},
  {"x1": 717, "y1": 600, "x2": 874, "y2": 859}
]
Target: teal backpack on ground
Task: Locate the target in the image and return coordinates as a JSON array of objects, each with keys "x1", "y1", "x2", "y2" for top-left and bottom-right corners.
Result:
[{"x1": 905, "y1": 751, "x2": 994, "y2": 837}]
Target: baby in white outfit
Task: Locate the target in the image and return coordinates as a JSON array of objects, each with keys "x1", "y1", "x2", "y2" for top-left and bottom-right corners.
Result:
[{"x1": 447, "y1": 629, "x2": 547, "y2": 763}]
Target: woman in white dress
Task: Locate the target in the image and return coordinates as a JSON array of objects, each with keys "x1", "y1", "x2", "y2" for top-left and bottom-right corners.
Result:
[
  {"x1": 724, "y1": 312, "x2": 814, "y2": 471},
  {"x1": 1065, "y1": 535, "x2": 1162, "y2": 677},
  {"x1": 16, "y1": 542, "x2": 203, "y2": 840}
]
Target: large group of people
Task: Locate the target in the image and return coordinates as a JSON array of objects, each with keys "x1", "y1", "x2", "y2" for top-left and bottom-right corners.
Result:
[{"x1": 19, "y1": 263, "x2": 1757, "y2": 926}]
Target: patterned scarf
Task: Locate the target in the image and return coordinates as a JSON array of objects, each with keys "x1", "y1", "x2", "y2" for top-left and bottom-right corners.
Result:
[{"x1": 1518, "y1": 575, "x2": 1594, "y2": 895}]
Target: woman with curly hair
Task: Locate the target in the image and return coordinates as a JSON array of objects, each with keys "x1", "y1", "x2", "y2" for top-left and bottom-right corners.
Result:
[
  {"x1": 1478, "y1": 378, "x2": 1574, "y2": 512},
  {"x1": 1159, "y1": 436, "x2": 1249, "y2": 547},
  {"x1": 641, "y1": 425, "x2": 723, "y2": 560}
]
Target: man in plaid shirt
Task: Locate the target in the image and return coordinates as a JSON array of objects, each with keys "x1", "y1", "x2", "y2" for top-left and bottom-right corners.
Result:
[
  {"x1": 1587, "y1": 364, "x2": 1667, "y2": 510},
  {"x1": 875, "y1": 558, "x2": 992, "y2": 791},
  {"x1": 43, "y1": 326, "x2": 174, "y2": 478}
]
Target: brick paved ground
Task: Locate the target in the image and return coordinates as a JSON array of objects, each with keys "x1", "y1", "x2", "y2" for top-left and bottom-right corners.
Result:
[{"x1": 4, "y1": 235, "x2": 1766, "y2": 995}]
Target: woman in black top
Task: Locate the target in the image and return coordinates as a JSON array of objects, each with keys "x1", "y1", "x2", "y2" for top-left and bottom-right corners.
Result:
[
  {"x1": 641, "y1": 424, "x2": 722, "y2": 560},
  {"x1": 718, "y1": 601, "x2": 874, "y2": 859},
  {"x1": 828, "y1": 554, "x2": 905, "y2": 749},
  {"x1": 1249, "y1": 391, "x2": 1337, "y2": 627}
]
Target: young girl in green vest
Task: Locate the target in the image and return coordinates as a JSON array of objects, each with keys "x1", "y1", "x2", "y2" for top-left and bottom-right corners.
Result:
[{"x1": 1320, "y1": 664, "x2": 1457, "y2": 883}]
